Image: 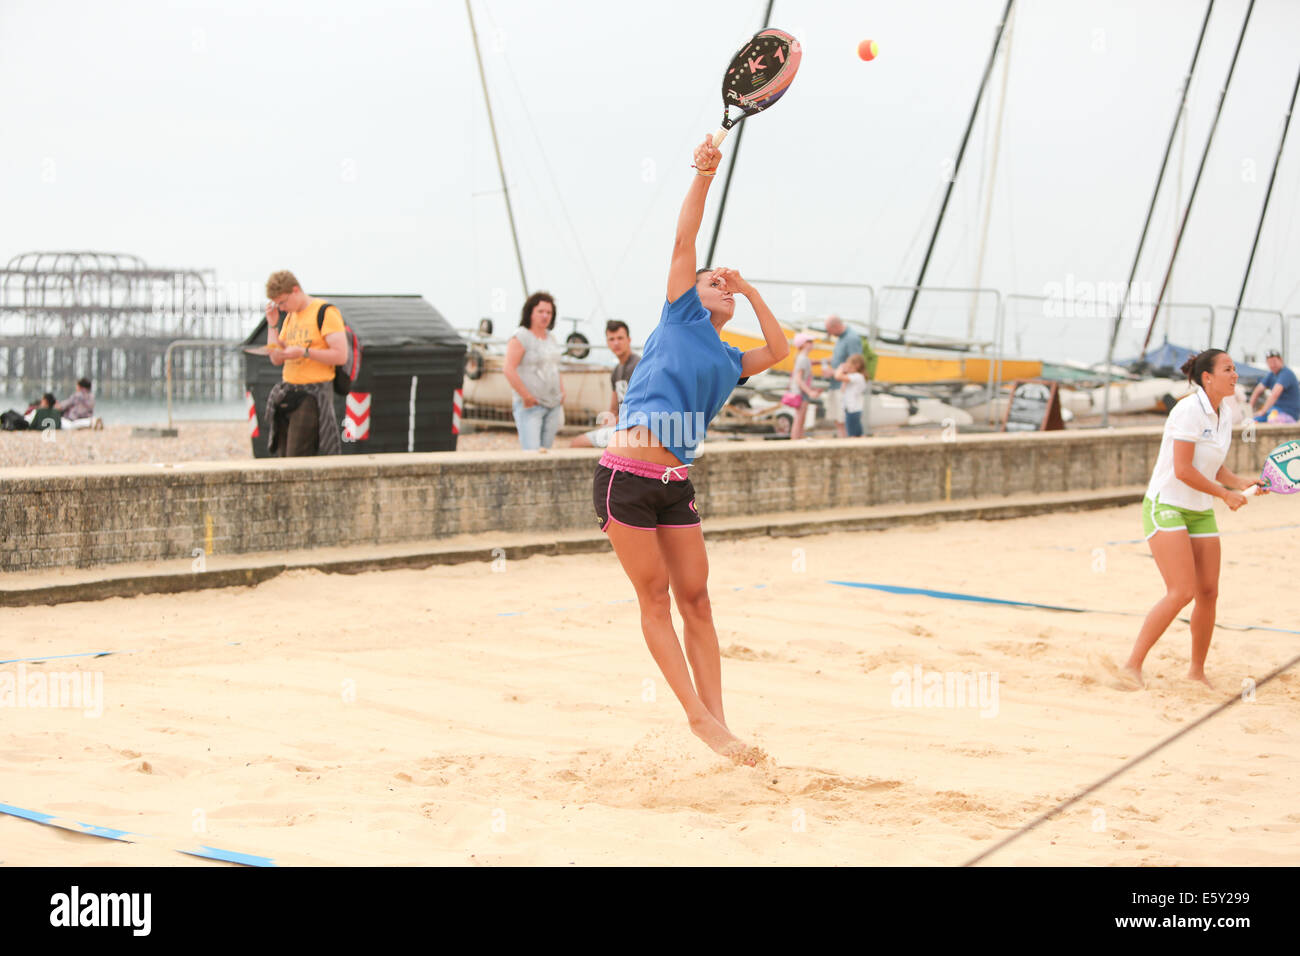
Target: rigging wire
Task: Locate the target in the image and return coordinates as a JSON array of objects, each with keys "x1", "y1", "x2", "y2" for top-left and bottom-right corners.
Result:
[
  {"x1": 481, "y1": 1, "x2": 609, "y2": 319},
  {"x1": 607, "y1": 101, "x2": 717, "y2": 291}
]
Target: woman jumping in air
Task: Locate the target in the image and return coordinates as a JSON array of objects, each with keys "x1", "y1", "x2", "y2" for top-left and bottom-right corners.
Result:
[
  {"x1": 594, "y1": 135, "x2": 789, "y2": 763},
  {"x1": 1121, "y1": 349, "x2": 1265, "y2": 689}
]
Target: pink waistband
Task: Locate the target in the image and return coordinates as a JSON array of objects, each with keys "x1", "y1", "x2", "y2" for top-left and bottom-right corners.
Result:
[{"x1": 599, "y1": 451, "x2": 691, "y2": 482}]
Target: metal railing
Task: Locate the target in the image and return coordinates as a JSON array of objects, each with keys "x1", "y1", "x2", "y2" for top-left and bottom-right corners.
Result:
[
  {"x1": 1102, "y1": 303, "x2": 1222, "y2": 426},
  {"x1": 1214, "y1": 306, "x2": 1285, "y2": 358},
  {"x1": 750, "y1": 278, "x2": 879, "y2": 432},
  {"x1": 445, "y1": 289, "x2": 1300, "y2": 437},
  {"x1": 877, "y1": 285, "x2": 1002, "y2": 424}
]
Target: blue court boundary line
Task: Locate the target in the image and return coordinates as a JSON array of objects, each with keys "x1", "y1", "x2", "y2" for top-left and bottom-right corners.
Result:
[
  {"x1": 828, "y1": 580, "x2": 1300, "y2": 636},
  {"x1": 1, "y1": 642, "x2": 240, "y2": 666},
  {"x1": 0, "y1": 650, "x2": 134, "y2": 665},
  {"x1": 0, "y1": 802, "x2": 276, "y2": 867}
]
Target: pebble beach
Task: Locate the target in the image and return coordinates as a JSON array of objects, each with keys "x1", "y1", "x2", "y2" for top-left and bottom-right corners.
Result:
[{"x1": 0, "y1": 421, "x2": 528, "y2": 469}]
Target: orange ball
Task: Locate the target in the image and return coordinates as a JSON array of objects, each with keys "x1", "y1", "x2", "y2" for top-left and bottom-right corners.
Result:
[{"x1": 858, "y1": 39, "x2": 879, "y2": 61}]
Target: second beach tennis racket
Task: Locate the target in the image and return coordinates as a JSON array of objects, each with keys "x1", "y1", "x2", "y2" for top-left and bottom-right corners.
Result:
[
  {"x1": 713, "y1": 28, "x2": 802, "y2": 146},
  {"x1": 1245, "y1": 438, "x2": 1300, "y2": 495}
]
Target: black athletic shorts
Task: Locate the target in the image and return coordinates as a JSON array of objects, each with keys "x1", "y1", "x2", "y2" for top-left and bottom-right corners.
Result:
[{"x1": 593, "y1": 452, "x2": 699, "y2": 531}]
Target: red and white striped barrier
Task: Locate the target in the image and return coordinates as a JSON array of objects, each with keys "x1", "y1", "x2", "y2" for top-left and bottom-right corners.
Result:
[
  {"x1": 345, "y1": 392, "x2": 371, "y2": 441},
  {"x1": 245, "y1": 390, "x2": 259, "y2": 437},
  {"x1": 452, "y1": 388, "x2": 462, "y2": 436}
]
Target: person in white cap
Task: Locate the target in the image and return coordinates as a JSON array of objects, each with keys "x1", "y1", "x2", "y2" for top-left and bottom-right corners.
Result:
[{"x1": 783, "y1": 332, "x2": 821, "y2": 440}]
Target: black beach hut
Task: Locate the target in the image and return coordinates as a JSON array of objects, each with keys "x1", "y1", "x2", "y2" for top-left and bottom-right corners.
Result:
[{"x1": 241, "y1": 294, "x2": 467, "y2": 457}]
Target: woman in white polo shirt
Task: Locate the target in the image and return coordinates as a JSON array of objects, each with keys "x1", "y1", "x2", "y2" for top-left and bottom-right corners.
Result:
[{"x1": 1121, "y1": 349, "x2": 1265, "y2": 689}]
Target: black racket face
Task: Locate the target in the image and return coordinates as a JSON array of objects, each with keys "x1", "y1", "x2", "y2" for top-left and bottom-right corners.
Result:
[{"x1": 720, "y1": 28, "x2": 801, "y2": 128}]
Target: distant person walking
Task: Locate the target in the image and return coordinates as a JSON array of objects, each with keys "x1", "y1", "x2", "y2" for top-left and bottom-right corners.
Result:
[
  {"x1": 504, "y1": 291, "x2": 566, "y2": 450},
  {"x1": 262, "y1": 270, "x2": 347, "y2": 457},
  {"x1": 1248, "y1": 349, "x2": 1299, "y2": 424},
  {"x1": 571, "y1": 320, "x2": 640, "y2": 448},
  {"x1": 56, "y1": 377, "x2": 102, "y2": 430},
  {"x1": 819, "y1": 316, "x2": 862, "y2": 438}
]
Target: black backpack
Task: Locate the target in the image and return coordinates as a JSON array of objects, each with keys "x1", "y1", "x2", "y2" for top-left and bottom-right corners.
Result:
[
  {"x1": 1, "y1": 409, "x2": 29, "y2": 431},
  {"x1": 312, "y1": 302, "x2": 361, "y2": 396}
]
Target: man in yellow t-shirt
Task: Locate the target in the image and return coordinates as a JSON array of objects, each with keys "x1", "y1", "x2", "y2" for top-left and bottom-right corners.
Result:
[{"x1": 263, "y1": 270, "x2": 349, "y2": 456}]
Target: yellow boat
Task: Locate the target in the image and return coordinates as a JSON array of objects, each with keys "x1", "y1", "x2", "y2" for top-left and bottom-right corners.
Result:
[{"x1": 719, "y1": 329, "x2": 1042, "y2": 384}]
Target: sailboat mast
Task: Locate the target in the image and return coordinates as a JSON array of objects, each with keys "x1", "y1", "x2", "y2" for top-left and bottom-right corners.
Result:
[
  {"x1": 1224, "y1": 60, "x2": 1300, "y2": 350},
  {"x1": 968, "y1": 2, "x2": 1016, "y2": 337},
  {"x1": 1099, "y1": 0, "x2": 1213, "y2": 426},
  {"x1": 466, "y1": 0, "x2": 528, "y2": 298},
  {"x1": 901, "y1": 0, "x2": 1014, "y2": 332},
  {"x1": 1140, "y1": 0, "x2": 1255, "y2": 355}
]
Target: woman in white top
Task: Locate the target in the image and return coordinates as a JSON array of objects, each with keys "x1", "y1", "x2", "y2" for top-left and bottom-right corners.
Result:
[
  {"x1": 503, "y1": 292, "x2": 566, "y2": 449},
  {"x1": 1121, "y1": 349, "x2": 1265, "y2": 689}
]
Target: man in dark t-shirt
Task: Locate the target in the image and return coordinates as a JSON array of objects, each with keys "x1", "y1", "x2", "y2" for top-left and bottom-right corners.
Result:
[
  {"x1": 1249, "y1": 350, "x2": 1300, "y2": 423},
  {"x1": 572, "y1": 320, "x2": 640, "y2": 447}
]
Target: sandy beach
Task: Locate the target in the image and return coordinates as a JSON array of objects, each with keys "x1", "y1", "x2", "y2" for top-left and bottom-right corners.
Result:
[{"x1": 3, "y1": 496, "x2": 1297, "y2": 866}]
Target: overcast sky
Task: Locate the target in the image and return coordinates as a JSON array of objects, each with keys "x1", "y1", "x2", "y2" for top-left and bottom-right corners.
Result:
[{"x1": 3, "y1": 0, "x2": 1299, "y2": 365}]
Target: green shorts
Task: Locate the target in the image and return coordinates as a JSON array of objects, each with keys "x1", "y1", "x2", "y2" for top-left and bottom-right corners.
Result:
[{"x1": 1142, "y1": 496, "x2": 1219, "y2": 539}]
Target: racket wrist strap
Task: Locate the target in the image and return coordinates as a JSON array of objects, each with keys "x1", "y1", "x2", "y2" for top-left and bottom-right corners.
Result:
[{"x1": 692, "y1": 165, "x2": 716, "y2": 177}]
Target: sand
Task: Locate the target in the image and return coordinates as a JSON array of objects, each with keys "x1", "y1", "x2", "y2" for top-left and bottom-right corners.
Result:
[{"x1": 2, "y1": 499, "x2": 1297, "y2": 867}]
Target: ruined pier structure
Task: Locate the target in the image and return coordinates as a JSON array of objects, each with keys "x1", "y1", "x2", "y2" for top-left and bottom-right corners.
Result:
[{"x1": 0, "y1": 251, "x2": 254, "y2": 402}]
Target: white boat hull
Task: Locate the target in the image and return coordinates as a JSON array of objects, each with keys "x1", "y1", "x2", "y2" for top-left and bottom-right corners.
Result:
[{"x1": 462, "y1": 356, "x2": 612, "y2": 427}]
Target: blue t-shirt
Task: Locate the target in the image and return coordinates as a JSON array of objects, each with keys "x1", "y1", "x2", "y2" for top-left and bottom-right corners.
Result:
[
  {"x1": 1262, "y1": 367, "x2": 1300, "y2": 420},
  {"x1": 827, "y1": 326, "x2": 863, "y2": 391},
  {"x1": 615, "y1": 287, "x2": 744, "y2": 465}
]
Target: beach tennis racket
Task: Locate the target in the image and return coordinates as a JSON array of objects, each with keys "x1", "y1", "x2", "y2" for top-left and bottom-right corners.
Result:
[
  {"x1": 1244, "y1": 438, "x2": 1300, "y2": 495},
  {"x1": 712, "y1": 28, "x2": 802, "y2": 146}
]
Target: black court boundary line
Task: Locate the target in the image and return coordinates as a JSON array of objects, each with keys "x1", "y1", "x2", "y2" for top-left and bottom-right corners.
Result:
[
  {"x1": 963, "y1": 650, "x2": 1300, "y2": 866},
  {"x1": 0, "y1": 490, "x2": 1143, "y2": 608}
]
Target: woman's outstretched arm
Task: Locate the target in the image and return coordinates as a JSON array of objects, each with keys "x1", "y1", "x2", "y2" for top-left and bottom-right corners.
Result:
[{"x1": 667, "y1": 136, "x2": 721, "y2": 302}]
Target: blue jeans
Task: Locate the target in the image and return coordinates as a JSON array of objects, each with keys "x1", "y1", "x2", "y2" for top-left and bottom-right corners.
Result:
[
  {"x1": 845, "y1": 410, "x2": 863, "y2": 437},
  {"x1": 513, "y1": 397, "x2": 565, "y2": 449}
]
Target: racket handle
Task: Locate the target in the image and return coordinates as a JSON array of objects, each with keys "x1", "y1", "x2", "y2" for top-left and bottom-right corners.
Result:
[
  {"x1": 1245, "y1": 483, "x2": 1262, "y2": 496},
  {"x1": 711, "y1": 127, "x2": 729, "y2": 147}
]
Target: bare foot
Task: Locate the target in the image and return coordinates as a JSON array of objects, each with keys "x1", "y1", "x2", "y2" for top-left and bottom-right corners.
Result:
[
  {"x1": 1186, "y1": 671, "x2": 1215, "y2": 691},
  {"x1": 1092, "y1": 653, "x2": 1143, "y2": 691},
  {"x1": 689, "y1": 713, "x2": 764, "y2": 766},
  {"x1": 725, "y1": 743, "x2": 770, "y2": 767},
  {"x1": 1119, "y1": 664, "x2": 1144, "y2": 691}
]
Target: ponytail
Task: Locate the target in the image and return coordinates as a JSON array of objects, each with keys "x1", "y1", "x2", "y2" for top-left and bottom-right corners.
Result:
[{"x1": 1179, "y1": 348, "x2": 1226, "y2": 389}]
